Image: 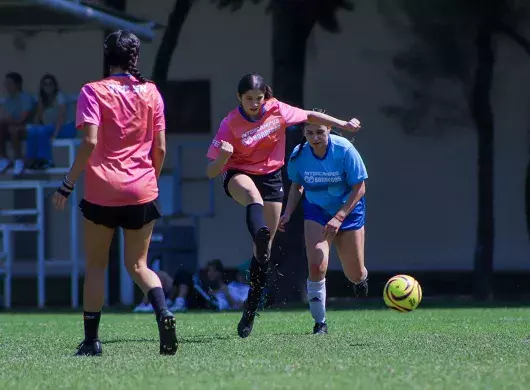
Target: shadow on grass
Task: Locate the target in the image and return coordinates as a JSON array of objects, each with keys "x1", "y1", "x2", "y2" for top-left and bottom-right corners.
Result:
[{"x1": 101, "y1": 334, "x2": 233, "y2": 346}]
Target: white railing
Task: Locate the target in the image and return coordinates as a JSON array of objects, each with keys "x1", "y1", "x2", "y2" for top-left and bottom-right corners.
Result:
[{"x1": 0, "y1": 138, "x2": 80, "y2": 308}]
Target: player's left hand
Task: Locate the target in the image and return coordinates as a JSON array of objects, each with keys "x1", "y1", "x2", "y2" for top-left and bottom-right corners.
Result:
[
  {"x1": 343, "y1": 118, "x2": 361, "y2": 132},
  {"x1": 323, "y1": 216, "x2": 343, "y2": 241},
  {"x1": 278, "y1": 213, "x2": 291, "y2": 232},
  {"x1": 52, "y1": 190, "x2": 69, "y2": 210}
]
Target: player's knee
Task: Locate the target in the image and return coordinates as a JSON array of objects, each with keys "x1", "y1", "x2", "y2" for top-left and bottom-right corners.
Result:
[
  {"x1": 345, "y1": 266, "x2": 366, "y2": 284},
  {"x1": 125, "y1": 261, "x2": 147, "y2": 276}
]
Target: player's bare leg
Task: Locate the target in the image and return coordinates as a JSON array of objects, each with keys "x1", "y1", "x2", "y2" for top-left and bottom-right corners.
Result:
[
  {"x1": 334, "y1": 226, "x2": 368, "y2": 298},
  {"x1": 76, "y1": 219, "x2": 114, "y2": 356},
  {"x1": 124, "y1": 221, "x2": 177, "y2": 355}
]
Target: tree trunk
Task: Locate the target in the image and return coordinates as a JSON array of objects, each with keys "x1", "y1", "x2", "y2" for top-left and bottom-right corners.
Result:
[
  {"x1": 151, "y1": 0, "x2": 194, "y2": 85},
  {"x1": 526, "y1": 161, "x2": 530, "y2": 243},
  {"x1": 268, "y1": 0, "x2": 317, "y2": 304},
  {"x1": 471, "y1": 22, "x2": 495, "y2": 301}
]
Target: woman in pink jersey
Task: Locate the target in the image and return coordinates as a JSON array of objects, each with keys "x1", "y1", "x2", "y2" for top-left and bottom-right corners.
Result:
[
  {"x1": 206, "y1": 73, "x2": 361, "y2": 338},
  {"x1": 52, "y1": 30, "x2": 177, "y2": 357}
]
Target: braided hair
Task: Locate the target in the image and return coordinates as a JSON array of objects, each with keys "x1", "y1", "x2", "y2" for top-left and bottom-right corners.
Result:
[{"x1": 104, "y1": 30, "x2": 149, "y2": 84}]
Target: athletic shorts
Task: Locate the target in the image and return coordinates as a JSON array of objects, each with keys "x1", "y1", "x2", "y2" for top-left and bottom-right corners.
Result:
[
  {"x1": 79, "y1": 198, "x2": 162, "y2": 230},
  {"x1": 303, "y1": 196, "x2": 365, "y2": 231},
  {"x1": 222, "y1": 168, "x2": 284, "y2": 203}
]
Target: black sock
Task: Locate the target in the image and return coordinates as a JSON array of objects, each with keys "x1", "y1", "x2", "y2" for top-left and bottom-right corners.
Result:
[
  {"x1": 83, "y1": 311, "x2": 101, "y2": 342},
  {"x1": 147, "y1": 287, "x2": 168, "y2": 318},
  {"x1": 246, "y1": 203, "x2": 266, "y2": 240},
  {"x1": 247, "y1": 256, "x2": 268, "y2": 310}
]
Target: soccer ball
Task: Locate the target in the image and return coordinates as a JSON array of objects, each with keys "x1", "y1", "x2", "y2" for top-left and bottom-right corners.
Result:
[{"x1": 383, "y1": 274, "x2": 422, "y2": 312}]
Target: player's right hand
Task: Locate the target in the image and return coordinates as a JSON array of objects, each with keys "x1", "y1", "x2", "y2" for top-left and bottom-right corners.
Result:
[
  {"x1": 278, "y1": 213, "x2": 291, "y2": 232},
  {"x1": 218, "y1": 141, "x2": 233, "y2": 159}
]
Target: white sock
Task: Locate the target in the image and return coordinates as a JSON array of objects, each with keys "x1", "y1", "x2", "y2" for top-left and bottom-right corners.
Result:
[{"x1": 307, "y1": 278, "x2": 326, "y2": 324}]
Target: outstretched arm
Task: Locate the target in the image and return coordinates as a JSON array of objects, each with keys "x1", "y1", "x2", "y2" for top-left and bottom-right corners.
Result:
[{"x1": 306, "y1": 110, "x2": 361, "y2": 133}]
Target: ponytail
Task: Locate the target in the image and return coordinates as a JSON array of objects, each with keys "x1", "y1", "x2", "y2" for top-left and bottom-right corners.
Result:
[
  {"x1": 290, "y1": 133, "x2": 307, "y2": 160},
  {"x1": 127, "y1": 47, "x2": 148, "y2": 84},
  {"x1": 264, "y1": 84, "x2": 273, "y2": 99}
]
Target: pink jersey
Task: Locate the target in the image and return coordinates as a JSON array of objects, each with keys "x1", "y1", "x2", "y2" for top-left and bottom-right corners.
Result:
[
  {"x1": 76, "y1": 74, "x2": 165, "y2": 206},
  {"x1": 206, "y1": 98, "x2": 308, "y2": 175}
]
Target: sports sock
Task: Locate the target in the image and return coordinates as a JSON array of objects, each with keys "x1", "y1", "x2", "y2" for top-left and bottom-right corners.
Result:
[
  {"x1": 83, "y1": 311, "x2": 101, "y2": 342},
  {"x1": 147, "y1": 287, "x2": 168, "y2": 319},
  {"x1": 245, "y1": 203, "x2": 266, "y2": 240},
  {"x1": 307, "y1": 279, "x2": 326, "y2": 324}
]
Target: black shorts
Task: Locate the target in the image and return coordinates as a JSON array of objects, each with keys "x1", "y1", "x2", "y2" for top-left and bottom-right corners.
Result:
[
  {"x1": 222, "y1": 169, "x2": 284, "y2": 203},
  {"x1": 79, "y1": 198, "x2": 162, "y2": 230}
]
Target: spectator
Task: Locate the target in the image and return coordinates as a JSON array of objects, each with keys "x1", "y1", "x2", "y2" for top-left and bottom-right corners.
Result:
[
  {"x1": 0, "y1": 72, "x2": 36, "y2": 176},
  {"x1": 26, "y1": 74, "x2": 76, "y2": 169},
  {"x1": 166, "y1": 259, "x2": 248, "y2": 312}
]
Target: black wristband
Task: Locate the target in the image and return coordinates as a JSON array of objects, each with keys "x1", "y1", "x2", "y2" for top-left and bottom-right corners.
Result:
[{"x1": 57, "y1": 187, "x2": 72, "y2": 198}]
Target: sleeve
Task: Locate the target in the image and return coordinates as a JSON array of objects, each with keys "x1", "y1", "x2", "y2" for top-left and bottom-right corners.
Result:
[
  {"x1": 277, "y1": 101, "x2": 308, "y2": 126},
  {"x1": 76, "y1": 85, "x2": 100, "y2": 129},
  {"x1": 206, "y1": 119, "x2": 235, "y2": 160},
  {"x1": 21, "y1": 93, "x2": 35, "y2": 113},
  {"x1": 153, "y1": 89, "x2": 166, "y2": 132},
  {"x1": 56, "y1": 92, "x2": 67, "y2": 105},
  {"x1": 287, "y1": 152, "x2": 302, "y2": 184},
  {"x1": 344, "y1": 146, "x2": 368, "y2": 186}
]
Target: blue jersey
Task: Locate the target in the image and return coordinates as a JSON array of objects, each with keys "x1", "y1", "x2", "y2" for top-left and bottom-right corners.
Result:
[{"x1": 287, "y1": 134, "x2": 368, "y2": 215}]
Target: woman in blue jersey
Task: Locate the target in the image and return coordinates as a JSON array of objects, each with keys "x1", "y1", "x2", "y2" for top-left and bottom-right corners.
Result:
[{"x1": 278, "y1": 109, "x2": 368, "y2": 335}]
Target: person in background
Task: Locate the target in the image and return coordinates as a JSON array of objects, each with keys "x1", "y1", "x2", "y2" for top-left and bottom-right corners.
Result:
[
  {"x1": 26, "y1": 74, "x2": 76, "y2": 169},
  {"x1": 167, "y1": 259, "x2": 249, "y2": 312},
  {"x1": 0, "y1": 72, "x2": 36, "y2": 176}
]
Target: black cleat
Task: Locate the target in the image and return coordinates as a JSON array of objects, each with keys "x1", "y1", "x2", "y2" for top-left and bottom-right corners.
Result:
[
  {"x1": 313, "y1": 322, "x2": 328, "y2": 335},
  {"x1": 353, "y1": 278, "x2": 369, "y2": 298},
  {"x1": 238, "y1": 308, "x2": 258, "y2": 338},
  {"x1": 75, "y1": 339, "x2": 102, "y2": 356},
  {"x1": 158, "y1": 309, "x2": 178, "y2": 355},
  {"x1": 255, "y1": 226, "x2": 271, "y2": 263}
]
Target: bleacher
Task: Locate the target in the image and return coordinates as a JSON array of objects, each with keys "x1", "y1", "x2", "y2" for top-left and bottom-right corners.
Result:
[{"x1": 0, "y1": 138, "x2": 215, "y2": 309}]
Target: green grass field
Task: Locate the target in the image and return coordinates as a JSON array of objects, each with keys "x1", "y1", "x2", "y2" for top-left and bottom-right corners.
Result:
[{"x1": 1, "y1": 306, "x2": 529, "y2": 389}]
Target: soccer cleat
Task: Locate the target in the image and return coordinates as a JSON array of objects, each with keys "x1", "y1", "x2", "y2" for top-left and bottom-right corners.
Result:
[
  {"x1": 237, "y1": 307, "x2": 259, "y2": 338},
  {"x1": 158, "y1": 309, "x2": 178, "y2": 355},
  {"x1": 353, "y1": 278, "x2": 369, "y2": 298},
  {"x1": 313, "y1": 322, "x2": 328, "y2": 335},
  {"x1": 75, "y1": 339, "x2": 102, "y2": 356},
  {"x1": 255, "y1": 226, "x2": 271, "y2": 264}
]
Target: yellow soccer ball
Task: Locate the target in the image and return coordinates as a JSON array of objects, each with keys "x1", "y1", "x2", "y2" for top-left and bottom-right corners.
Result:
[{"x1": 383, "y1": 274, "x2": 422, "y2": 312}]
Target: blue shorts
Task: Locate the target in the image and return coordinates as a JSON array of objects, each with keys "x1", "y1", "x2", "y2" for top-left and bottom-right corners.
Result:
[{"x1": 303, "y1": 197, "x2": 365, "y2": 231}]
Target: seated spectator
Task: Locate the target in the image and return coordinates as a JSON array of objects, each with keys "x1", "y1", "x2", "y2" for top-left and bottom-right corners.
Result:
[
  {"x1": 167, "y1": 259, "x2": 249, "y2": 312},
  {"x1": 26, "y1": 74, "x2": 76, "y2": 170},
  {"x1": 0, "y1": 72, "x2": 36, "y2": 176}
]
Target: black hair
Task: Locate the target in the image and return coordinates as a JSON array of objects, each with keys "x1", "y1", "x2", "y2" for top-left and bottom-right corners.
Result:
[
  {"x1": 104, "y1": 30, "x2": 148, "y2": 83},
  {"x1": 207, "y1": 259, "x2": 224, "y2": 273},
  {"x1": 237, "y1": 73, "x2": 273, "y2": 99},
  {"x1": 5, "y1": 72, "x2": 23, "y2": 89},
  {"x1": 39, "y1": 73, "x2": 59, "y2": 109}
]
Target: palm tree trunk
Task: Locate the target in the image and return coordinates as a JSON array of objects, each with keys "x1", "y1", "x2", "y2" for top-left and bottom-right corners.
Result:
[
  {"x1": 471, "y1": 22, "x2": 495, "y2": 301},
  {"x1": 151, "y1": 0, "x2": 194, "y2": 85},
  {"x1": 269, "y1": 0, "x2": 317, "y2": 304}
]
